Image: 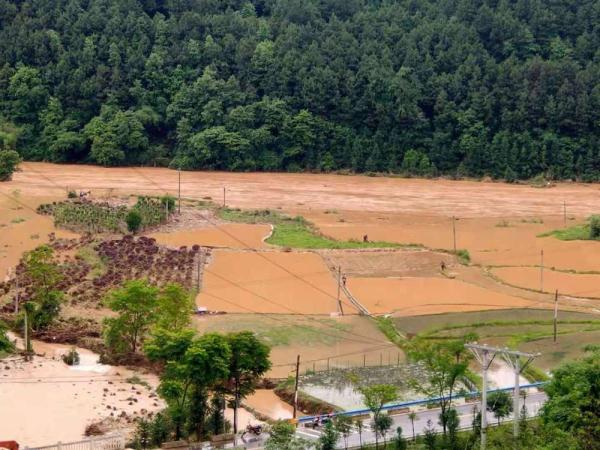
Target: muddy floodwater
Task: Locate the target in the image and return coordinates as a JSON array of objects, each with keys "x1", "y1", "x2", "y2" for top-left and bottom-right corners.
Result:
[{"x1": 0, "y1": 336, "x2": 164, "y2": 446}]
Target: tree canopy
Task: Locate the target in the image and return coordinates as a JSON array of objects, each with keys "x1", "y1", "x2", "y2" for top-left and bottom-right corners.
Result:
[{"x1": 0, "y1": 0, "x2": 599, "y2": 180}]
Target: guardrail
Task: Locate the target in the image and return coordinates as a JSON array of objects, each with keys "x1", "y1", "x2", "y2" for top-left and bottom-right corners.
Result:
[
  {"x1": 298, "y1": 382, "x2": 546, "y2": 423},
  {"x1": 24, "y1": 434, "x2": 125, "y2": 450}
]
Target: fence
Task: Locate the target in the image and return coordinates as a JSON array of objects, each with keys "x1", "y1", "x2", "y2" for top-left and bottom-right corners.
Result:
[
  {"x1": 25, "y1": 434, "x2": 125, "y2": 450},
  {"x1": 272, "y1": 347, "x2": 404, "y2": 377}
]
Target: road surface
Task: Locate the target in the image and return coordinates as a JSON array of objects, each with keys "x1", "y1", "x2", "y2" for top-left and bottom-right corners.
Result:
[{"x1": 240, "y1": 391, "x2": 547, "y2": 449}]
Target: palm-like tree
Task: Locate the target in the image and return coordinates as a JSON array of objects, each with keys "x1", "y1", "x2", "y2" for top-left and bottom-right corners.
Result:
[{"x1": 408, "y1": 411, "x2": 418, "y2": 441}]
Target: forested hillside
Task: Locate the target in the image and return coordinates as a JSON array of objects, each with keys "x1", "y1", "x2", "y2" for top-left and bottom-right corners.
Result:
[{"x1": 0, "y1": 0, "x2": 599, "y2": 180}]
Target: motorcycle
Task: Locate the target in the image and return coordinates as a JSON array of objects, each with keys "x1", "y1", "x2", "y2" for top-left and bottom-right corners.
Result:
[{"x1": 242, "y1": 423, "x2": 263, "y2": 440}]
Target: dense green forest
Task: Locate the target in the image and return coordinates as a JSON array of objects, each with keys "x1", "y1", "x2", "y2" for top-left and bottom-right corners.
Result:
[{"x1": 0, "y1": 0, "x2": 599, "y2": 180}]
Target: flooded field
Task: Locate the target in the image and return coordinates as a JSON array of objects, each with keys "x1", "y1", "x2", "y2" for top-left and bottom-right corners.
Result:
[
  {"x1": 10, "y1": 163, "x2": 600, "y2": 217},
  {"x1": 348, "y1": 277, "x2": 536, "y2": 316},
  {"x1": 2, "y1": 163, "x2": 600, "y2": 442},
  {"x1": 151, "y1": 223, "x2": 271, "y2": 249},
  {"x1": 196, "y1": 250, "x2": 348, "y2": 314},
  {"x1": 0, "y1": 337, "x2": 163, "y2": 446},
  {"x1": 491, "y1": 266, "x2": 600, "y2": 298}
]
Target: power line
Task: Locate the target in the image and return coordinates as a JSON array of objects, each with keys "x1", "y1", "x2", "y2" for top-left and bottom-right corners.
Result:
[{"x1": 14, "y1": 164, "x2": 390, "y2": 345}]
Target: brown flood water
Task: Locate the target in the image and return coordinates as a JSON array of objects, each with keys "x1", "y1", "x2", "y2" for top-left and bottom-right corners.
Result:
[
  {"x1": 151, "y1": 223, "x2": 271, "y2": 249},
  {"x1": 492, "y1": 267, "x2": 600, "y2": 298},
  {"x1": 347, "y1": 276, "x2": 537, "y2": 316},
  {"x1": 196, "y1": 250, "x2": 348, "y2": 314},
  {"x1": 8, "y1": 162, "x2": 600, "y2": 217}
]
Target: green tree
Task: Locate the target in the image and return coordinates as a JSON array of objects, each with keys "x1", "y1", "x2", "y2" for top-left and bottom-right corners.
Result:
[
  {"x1": 589, "y1": 215, "x2": 600, "y2": 239},
  {"x1": 103, "y1": 280, "x2": 159, "y2": 355},
  {"x1": 334, "y1": 415, "x2": 353, "y2": 450},
  {"x1": 408, "y1": 338, "x2": 473, "y2": 435},
  {"x1": 0, "y1": 321, "x2": 14, "y2": 354},
  {"x1": 318, "y1": 420, "x2": 339, "y2": 450},
  {"x1": 156, "y1": 283, "x2": 194, "y2": 330},
  {"x1": 145, "y1": 330, "x2": 231, "y2": 439},
  {"x1": 374, "y1": 414, "x2": 393, "y2": 448},
  {"x1": 360, "y1": 384, "x2": 397, "y2": 449},
  {"x1": 126, "y1": 210, "x2": 142, "y2": 233},
  {"x1": 22, "y1": 245, "x2": 63, "y2": 330},
  {"x1": 408, "y1": 411, "x2": 417, "y2": 441},
  {"x1": 225, "y1": 331, "x2": 271, "y2": 434},
  {"x1": 487, "y1": 391, "x2": 513, "y2": 425},
  {"x1": 265, "y1": 420, "x2": 310, "y2": 450},
  {"x1": 423, "y1": 419, "x2": 437, "y2": 450},
  {"x1": 0, "y1": 149, "x2": 21, "y2": 181},
  {"x1": 541, "y1": 348, "x2": 600, "y2": 448},
  {"x1": 393, "y1": 426, "x2": 407, "y2": 450}
]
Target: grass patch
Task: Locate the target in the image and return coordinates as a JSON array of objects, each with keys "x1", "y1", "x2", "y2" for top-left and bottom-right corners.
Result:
[
  {"x1": 495, "y1": 220, "x2": 511, "y2": 227},
  {"x1": 539, "y1": 223, "x2": 591, "y2": 240},
  {"x1": 260, "y1": 321, "x2": 352, "y2": 346},
  {"x1": 125, "y1": 375, "x2": 151, "y2": 389},
  {"x1": 267, "y1": 221, "x2": 406, "y2": 249},
  {"x1": 10, "y1": 217, "x2": 25, "y2": 224},
  {"x1": 521, "y1": 217, "x2": 544, "y2": 224},
  {"x1": 76, "y1": 245, "x2": 107, "y2": 278},
  {"x1": 539, "y1": 215, "x2": 600, "y2": 241},
  {"x1": 218, "y1": 207, "x2": 409, "y2": 250},
  {"x1": 522, "y1": 363, "x2": 550, "y2": 382},
  {"x1": 374, "y1": 316, "x2": 406, "y2": 346}
]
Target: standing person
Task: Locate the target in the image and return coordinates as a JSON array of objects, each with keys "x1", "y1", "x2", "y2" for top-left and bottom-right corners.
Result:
[{"x1": 342, "y1": 274, "x2": 347, "y2": 287}]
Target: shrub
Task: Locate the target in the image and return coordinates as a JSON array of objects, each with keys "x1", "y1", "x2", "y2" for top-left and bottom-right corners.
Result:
[
  {"x1": 0, "y1": 149, "x2": 22, "y2": 181},
  {"x1": 62, "y1": 347, "x2": 80, "y2": 365},
  {"x1": 126, "y1": 210, "x2": 142, "y2": 233},
  {"x1": 160, "y1": 195, "x2": 176, "y2": 212},
  {"x1": 590, "y1": 215, "x2": 600, "y2": 239},
  {"x1": 67, "y1": 190, "x2": 77, "y2": 198}
]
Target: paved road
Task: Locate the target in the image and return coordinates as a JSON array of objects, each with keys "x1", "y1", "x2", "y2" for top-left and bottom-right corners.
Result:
[
  {"x1": 238, "y1": 391, "x2": 547, "y2": 449},
  {"x1": 296, "y1": 392, "x2": 547, "y2": 448}
]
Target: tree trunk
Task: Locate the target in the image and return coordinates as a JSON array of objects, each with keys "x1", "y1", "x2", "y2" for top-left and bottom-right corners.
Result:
[{"x1": 233, "y1": 378, "x2": 240, "y2": 434}]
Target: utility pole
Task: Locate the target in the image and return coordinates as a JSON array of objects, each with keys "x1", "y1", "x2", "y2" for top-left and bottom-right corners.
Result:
[
  {"x1": 502, "y1": 350, "x2": 540, "y2": 439},
  {"x1": 14, "y1": 269, "x2": 19, "y2": 314},
  {"x1": 467, "y1": 343, "x2": 541, "y2": 446},
  {"x1": 540, "y1": 249, "x2": 544, "y2": 292},
  {"x1": 24, "y1": 306, "x2": 30, "y2": 361},
  {"x1": 563, "y1": 200, "x2": 567, "y2": 227},
  {"x1": 452, "y1": 216, "x2": 457, "y2": 253},
  {"x1": 165, "y1": 199, "x2": 169, "y2": 221},
  {"x1": 178, "y1": 168, "x2": 181, "y2": 214},
  {"x1": 553, "y1": 290, "x2": 559, "y2": 343},
  {"x1": 197, "y1": 252, "x2": 203, "y2": 291},
  {"x1": 223, "y1": 187, "x2": 226, "y2": 208},
  {"x1": 336, "y1": 266, "x2": 344, "y2": 315},
  {"x1": 466, "y1": 343, "x2": 496, "y2": 450},
  {"x1": 293, "y1": 355, "x2": 301, "y2": 419}
]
